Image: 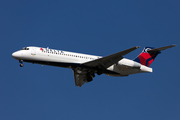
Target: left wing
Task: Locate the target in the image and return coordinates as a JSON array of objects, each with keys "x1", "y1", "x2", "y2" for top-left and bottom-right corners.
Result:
[
  {"x1": 72, "y1": 46, "x2": 139, "y2": 87},
  {"x1": 83, "y1": 46, "x2": 139, "y2": 70}
]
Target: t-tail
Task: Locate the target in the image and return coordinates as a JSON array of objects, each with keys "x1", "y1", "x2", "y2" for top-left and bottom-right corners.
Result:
[{"x1": 134, "y1": 45, "x2": 176, "y2": 67}]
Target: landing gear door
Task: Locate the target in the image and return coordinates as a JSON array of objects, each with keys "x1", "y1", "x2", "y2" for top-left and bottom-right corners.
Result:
[{"x1": 31, "y1": 48, "x2": 36, "y2": 55}]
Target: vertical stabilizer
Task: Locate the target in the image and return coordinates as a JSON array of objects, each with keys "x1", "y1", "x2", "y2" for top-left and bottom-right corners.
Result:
[{"x1": 134, "y1": 45, "x2": 176, "y2": 67}]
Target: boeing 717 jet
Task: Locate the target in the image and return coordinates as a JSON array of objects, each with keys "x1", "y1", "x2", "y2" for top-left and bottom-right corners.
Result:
[{"x1": 12, "y1": 45, "x2": 176, "y2": 87}]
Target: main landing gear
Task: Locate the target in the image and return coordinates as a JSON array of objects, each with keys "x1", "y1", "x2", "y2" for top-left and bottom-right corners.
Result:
[
  {"x1": 87, "y1": 72, "x2": 95, "y2": 82},
  {"x1": 19, "y1": 60, "x2": 23, "y2": 67}
]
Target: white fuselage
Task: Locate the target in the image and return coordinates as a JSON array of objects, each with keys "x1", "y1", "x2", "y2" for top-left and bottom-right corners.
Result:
[{"x1": 12, "y1": 46, "x2": 152, "y2": 76}]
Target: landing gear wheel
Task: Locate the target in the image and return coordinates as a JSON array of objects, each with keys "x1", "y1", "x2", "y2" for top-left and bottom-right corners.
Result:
[
  {"x1": 19, "y1": 60, "x2": 23, "y2": 63},
  {"x1": 20, "y1": 63, "x2": 23, "y2": 67},
  {"x1": 87, "y1": 77, "x2": 93, "y2": 82},
  {"x1": 92, "y1": 73, "x2": 95, "y2": 77},
  {"x1": 97, "y1": 71, "x2": 102, "y2": 75}
]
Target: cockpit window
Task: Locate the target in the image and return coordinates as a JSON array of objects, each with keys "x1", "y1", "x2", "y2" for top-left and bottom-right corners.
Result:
[{"x1": 21, "y1": 47, "x2": 29, "y2": 50}]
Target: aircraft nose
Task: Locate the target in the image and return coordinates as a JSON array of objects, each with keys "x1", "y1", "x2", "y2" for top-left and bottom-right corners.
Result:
[{"x1": 12, "y1": 51, "x2": 23, "y2": 60}]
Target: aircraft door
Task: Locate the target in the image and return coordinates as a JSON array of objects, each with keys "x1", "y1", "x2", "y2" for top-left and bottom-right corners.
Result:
[{"x1": 31, "y1": 48, "x2": 36, "y2": 55}]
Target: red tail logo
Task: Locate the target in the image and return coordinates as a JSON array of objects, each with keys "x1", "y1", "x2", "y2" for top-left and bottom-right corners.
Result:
[{"x1": 134, "y1": 47, "x2": 160, "y2": 67}]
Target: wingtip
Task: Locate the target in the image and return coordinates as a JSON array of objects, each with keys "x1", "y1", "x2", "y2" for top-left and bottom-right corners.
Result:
[{"x1": 172, "y1": 44, "x2": 177, "y2": 47}]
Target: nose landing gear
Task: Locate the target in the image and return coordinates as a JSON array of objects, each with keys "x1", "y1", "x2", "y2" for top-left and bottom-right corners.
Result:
[{"x1": 19, "y1": 60, "x2": 23, "y2": 67}]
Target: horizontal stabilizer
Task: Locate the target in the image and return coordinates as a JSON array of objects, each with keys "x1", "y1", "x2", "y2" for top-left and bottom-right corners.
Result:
[{"x1": 147, "y1": 45, "x2": 176, "y2": 52}]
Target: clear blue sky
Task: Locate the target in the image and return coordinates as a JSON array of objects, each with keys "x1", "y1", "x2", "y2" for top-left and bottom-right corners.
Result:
[{"x1": 1, "y1": 0, "x2": 180, "y2": 120}]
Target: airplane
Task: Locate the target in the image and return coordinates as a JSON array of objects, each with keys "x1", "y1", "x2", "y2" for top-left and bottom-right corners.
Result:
[{"x1": 12, "y1": 45, "x2": 176, "y2": 87}]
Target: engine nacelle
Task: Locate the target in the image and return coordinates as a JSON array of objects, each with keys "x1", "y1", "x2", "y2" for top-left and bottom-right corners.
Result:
[{"x1": 117, "y1": 58, "x2": 141, "y2": 69}]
